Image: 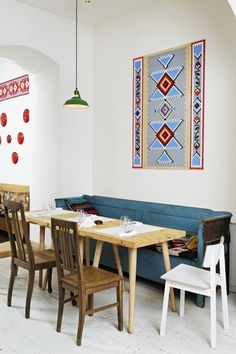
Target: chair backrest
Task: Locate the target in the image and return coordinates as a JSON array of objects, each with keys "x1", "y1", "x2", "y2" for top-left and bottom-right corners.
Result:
[
  {"x1": 51, "y1": 218, "x2": 84, "y2": 289},
  {"x1": 202, "y1": 236, "x2": 224, "y2": 268},
  {"x1": 4, "y1": 200, "x2": 34, "y2": 264}
]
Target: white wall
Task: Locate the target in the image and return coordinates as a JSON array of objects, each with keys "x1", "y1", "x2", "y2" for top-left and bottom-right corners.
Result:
[
  {"x1": 92, "y1": 0, "x2": 236, "y2": 289},
  {"x1": 93, "y1": 0, "x2": 236, "y2": 213},
  {"x1": 0, "y1": 0, "x2": 94, "y2": 205}
]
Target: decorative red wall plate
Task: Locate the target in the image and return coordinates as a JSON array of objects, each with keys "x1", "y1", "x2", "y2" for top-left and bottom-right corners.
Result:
[
  {"x1": 1, "y1": 112, "x2": 7, "y2": 127},
  {"x1": 17, "y1": 132, "x2": 24, "y2": 145},
  {"x1": 6, "y1": 134, "x2": 12, "y2": 143},
  {"x1": 23, "y1": 108, "x2": 29, "y2": 123},
  {"x1": 12, "y1": 152, "x2": 19, "y2": 164}
]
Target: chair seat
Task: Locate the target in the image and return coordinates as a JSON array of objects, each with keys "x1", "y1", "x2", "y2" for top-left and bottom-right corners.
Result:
[
  {"x1": 26, "y1": 249, "x2": 56, "y2": 268},
  {"x1": 62, "y1": 266, "x2": 123, "y2": 289},
  {"x1": 161, "y1": 263, "x2": 221, "y2": 290}
]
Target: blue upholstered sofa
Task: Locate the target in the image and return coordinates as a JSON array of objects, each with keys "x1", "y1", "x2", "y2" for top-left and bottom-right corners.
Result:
[{"x1": 55, "y1": 194, "x2": 232, "y2": 307}]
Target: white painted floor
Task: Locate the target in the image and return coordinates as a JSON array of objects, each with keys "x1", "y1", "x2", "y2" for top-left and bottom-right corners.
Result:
[{"x1": 0, "y1": 257, "x2": 236, "y2": 354}]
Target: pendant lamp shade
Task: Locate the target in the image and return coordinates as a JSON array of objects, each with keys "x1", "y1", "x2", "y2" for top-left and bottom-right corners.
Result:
[
  {"x1": 64, "y1": 89, "x2": 89, "y2": 109},
  {"x1": 64, "y1": 0, "x2": 89, "y2": 109}
]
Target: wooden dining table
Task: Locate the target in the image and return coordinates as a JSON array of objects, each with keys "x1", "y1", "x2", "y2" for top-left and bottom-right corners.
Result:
[{"x1": 25, "y1": 210, "x2": 186, "y2": 334}]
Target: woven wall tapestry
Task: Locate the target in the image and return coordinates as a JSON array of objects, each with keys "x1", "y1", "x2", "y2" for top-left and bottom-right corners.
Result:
[
  {"x1": 0, "y1": 74, "x2": 30, "y2": 102},
  {"x1": 132, "y1": 40, "x2": 205, "y2": 169}
]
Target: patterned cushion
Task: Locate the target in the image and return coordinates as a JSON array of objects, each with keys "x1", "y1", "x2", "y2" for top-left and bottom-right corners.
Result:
[
  {"x1": 154, "y1": 235, "x2": 198, "y2": 260},
  {"x1": 65, "y1": 200, "x2": 98, "y2": 215}
]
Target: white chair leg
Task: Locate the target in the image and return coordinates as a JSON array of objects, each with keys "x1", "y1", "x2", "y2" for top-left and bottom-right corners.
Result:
[
  {"x1": 210, "y1": 289, "x2": 217, "y2": 349},
  {"x1": 179, "y1": 290, "x2": 185, "y2": 317},
  {"x1": 221, "y1": 283, "x2": 229, "y2": 329},
  {"x1": 160, "y1": 283, "x2": 170, "y2": 336}
]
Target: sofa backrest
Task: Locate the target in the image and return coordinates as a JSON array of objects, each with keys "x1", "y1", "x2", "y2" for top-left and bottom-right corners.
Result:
[{"x1": 55, "y1": 194, "x2": 232, "y2": 235}]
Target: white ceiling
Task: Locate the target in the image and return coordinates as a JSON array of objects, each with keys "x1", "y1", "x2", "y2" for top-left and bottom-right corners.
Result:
[{"x1": 14, "y1": 0, "x2": 157, "y2": 26}]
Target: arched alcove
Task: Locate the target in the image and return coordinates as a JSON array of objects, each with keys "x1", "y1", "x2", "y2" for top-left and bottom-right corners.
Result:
[{"x1": 0, "y1": 45, "x2": 60, "y2": 211}]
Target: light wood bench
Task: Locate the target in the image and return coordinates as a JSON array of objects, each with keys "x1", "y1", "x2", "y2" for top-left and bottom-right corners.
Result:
[{"x1": 0, "y1": 183, "x2": 30, "y2": 258}]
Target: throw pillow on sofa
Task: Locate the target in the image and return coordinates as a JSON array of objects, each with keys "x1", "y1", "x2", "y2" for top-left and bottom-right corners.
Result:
[{"x1": 65, "y1": 200, "x2": 98, "y2": 215}]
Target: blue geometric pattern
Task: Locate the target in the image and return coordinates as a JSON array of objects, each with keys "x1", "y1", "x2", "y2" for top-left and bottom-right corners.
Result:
[
  {"x1": 149, "y1": 119, "x2": 183, "y2": 150},
  {"x1": 158, "y1": 54, "x2": 174, "y2": 68},
  {"x1": 192, "y1": 152, "x2": 201, "y2": 167},
  {"x1": 157, "y1": 151, "x2": 173, "y2": 164},
  {"x1": 134, "y1": 153, "x2": 141, "y2": 166},
  {"x1": 193, "y1": 43, "x2": 203, "y2": 59},
  {"x1": 134, "y1": 59, "x2": 142, "y2": 71}
]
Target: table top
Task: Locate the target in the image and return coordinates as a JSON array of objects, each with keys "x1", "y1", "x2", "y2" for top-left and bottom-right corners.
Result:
[{"x1": 25, "y1": 211, "x2": 186, "y2": 249}]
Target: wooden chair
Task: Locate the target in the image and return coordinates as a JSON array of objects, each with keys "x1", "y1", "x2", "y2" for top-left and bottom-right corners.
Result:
[
  {"x1": 4, "y1": 200, "x2": 56, "y2": 319},
  {"x1": 51, "y1": 218, "x2": 124, "y2": 346},
  {"x1": 160, "y1": 236, "x2": 229, "y2": 349}
]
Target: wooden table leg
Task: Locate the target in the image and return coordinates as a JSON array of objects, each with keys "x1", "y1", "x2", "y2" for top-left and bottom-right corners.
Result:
[
  {"x1": 93, "y1": 240, "x2": 104, "y2": 267},
  {"x1": 112, "y1": 244, "x2": 125, "y2": 291},
  {"x1": 128, "y1": 248, "x2": 137, "y2": 334},
  {"x1": 79, "y1": 237, "x2": 84, "y2": 263},
  {"x1": 39, "y1": 226, "x2": 45, "y2": 288},
  {"x1": 112, "y1": 245, "x2": 123, "y2": 277},
  {"x1": 161, "y1": 241, "x2": 176, "y2": 312}
]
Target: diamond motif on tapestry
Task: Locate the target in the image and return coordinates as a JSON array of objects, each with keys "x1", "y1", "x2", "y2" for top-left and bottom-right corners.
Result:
[
  {"x1": 149, "y1": 66, "x2": 184, "y2": 101},
  {"x1": 135, "y1": 106, "x2": 141, "y2": 119},
  {"x1": 193, "y1": 97, "x2": 202, "y2": 113},
  {"x1": 156, "y1": 73, "x2": 175, "y2": 96},
  {"x1": 156, "y1": 124, "x2": 174, "y2": 146},
  {"x1": 156, "y1": 100, "x2": 174, "y2": 119}
]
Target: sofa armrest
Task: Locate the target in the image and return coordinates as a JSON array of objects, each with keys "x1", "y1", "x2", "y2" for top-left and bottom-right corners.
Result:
[
  {"x1": 198, "y1": 215, "x2": 231, "y2": 295},
  {"x1": 202, "y1": 215, "x2": 231, "y2": 244}
]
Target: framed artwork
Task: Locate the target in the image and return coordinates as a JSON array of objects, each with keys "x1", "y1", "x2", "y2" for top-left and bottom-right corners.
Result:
[{"x1": 132, "y1": 40, "x2": 205, "y2": 170}]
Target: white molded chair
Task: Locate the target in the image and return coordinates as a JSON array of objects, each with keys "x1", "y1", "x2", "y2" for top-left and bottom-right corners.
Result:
[{"x1": 160, "y1": 237, "x2": 229, "y2": 349}]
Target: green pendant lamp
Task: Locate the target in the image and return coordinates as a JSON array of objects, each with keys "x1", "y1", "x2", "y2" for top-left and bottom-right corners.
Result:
[{"x1": 64, "y1": 0, "x2": 89, "y2": 109}]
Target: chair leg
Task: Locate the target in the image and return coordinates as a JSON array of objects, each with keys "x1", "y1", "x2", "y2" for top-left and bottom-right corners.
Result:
[
  {"x1": 47, "y1": 268, "x2": 53, "y2": 294},
  {"x1": 57, "y1": 287, "x2": 65, "y2": 332},
  {"x1": 221, "y1": 283, "x2": 229, "y2": 330},
  {"x1": 25, "y1": 270, "x2": 35, "y2": 319},
  {"x1": 87, "y1": 294, "x2": 94, "y2": 316},
  {"x1": 160, "y1": 283, "x2": 170, "y2": 336},
  {"x1": 7, "y1": 263, "x2": 17, "y2": 307},
  {"x1": 76, "y1": 293, "x2": 86, "y2": 346},
  {"x1": 210, "y1": 289, "x2": 217, "y2": 349},
  {"x1": 117, "y1": 280, "x2": 123, "y2": 331},
  {"x1": 179, "y1": 290, "x2": 185, "y2": 317}
]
